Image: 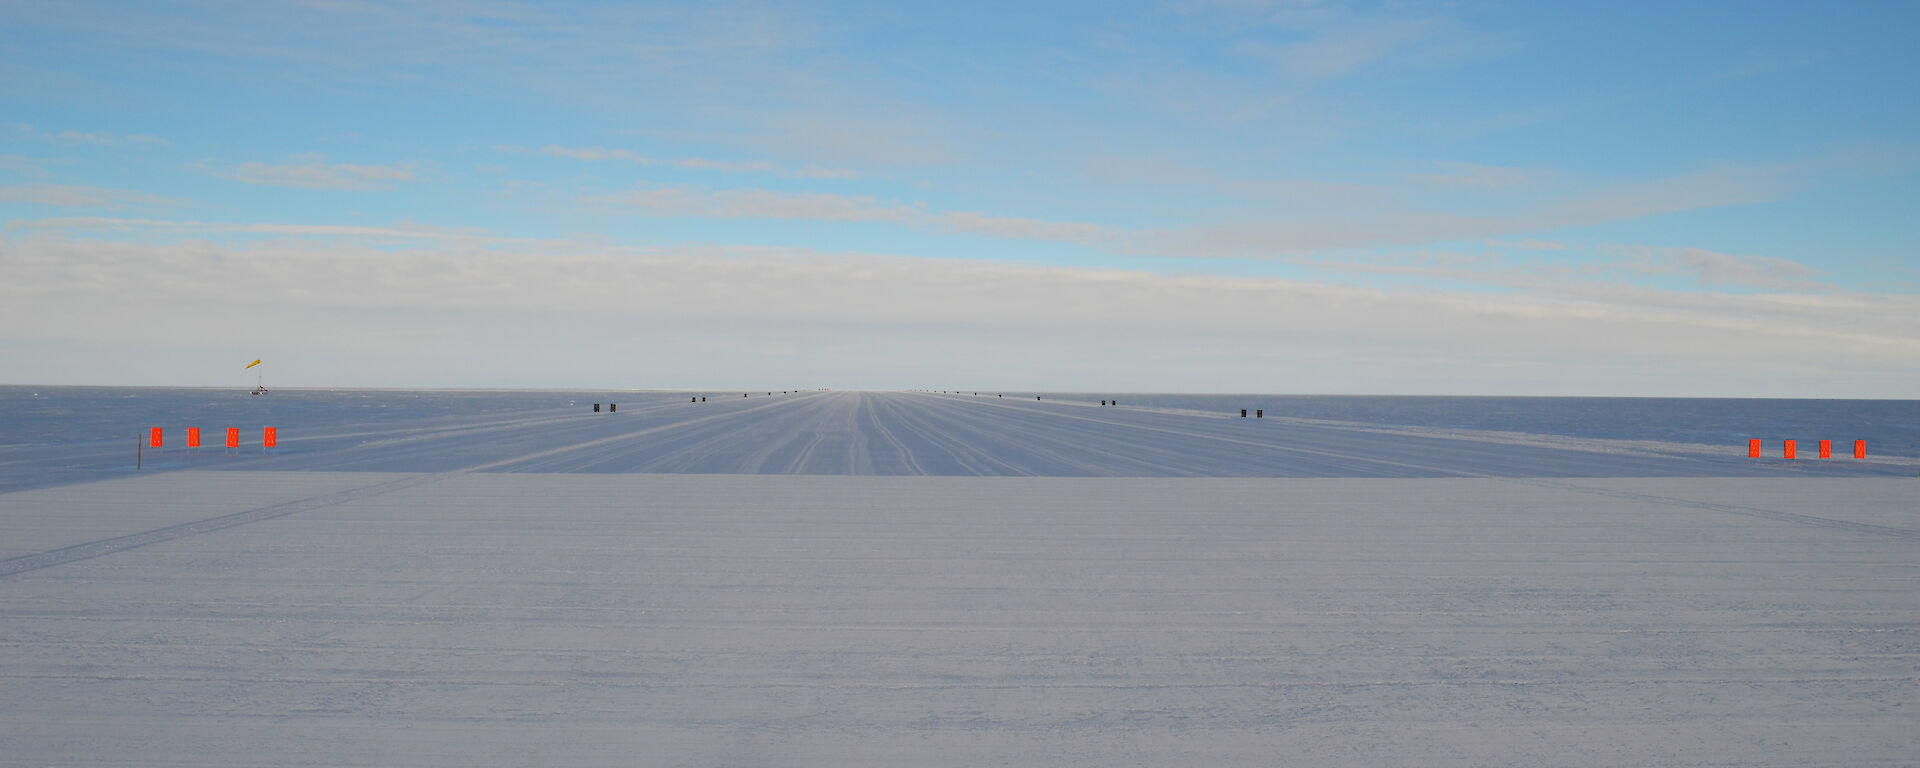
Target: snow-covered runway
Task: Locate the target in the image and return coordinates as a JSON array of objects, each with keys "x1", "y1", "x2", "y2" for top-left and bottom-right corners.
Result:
[{"x1": 2, "y1": 392, "x2": 1916, "y2": 765}]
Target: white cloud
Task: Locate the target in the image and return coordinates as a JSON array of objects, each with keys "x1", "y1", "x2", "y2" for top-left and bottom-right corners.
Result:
[
  {"x1": 1291, "y1": 242, "x2": 1839, "y2": 298},
  {"x1": 1288, "y1": 249, "x2": 1497, "y2": 282},
  {"x1": 936, "y1": 211, "x2": 1116, "y2": 244},
  {"x1": 708, "y1": 189, "x2": 912, "y2": 222},
  {"x1": 0, "y1": 184, "x2": 184, "y2": 208},
  {"x1": 538, "y1": 145, "x2": 653, "y2": 164},
  {"x1": 522, "y1": 144, "x2": 859, "y2": 179},
  {"x1": 1486, "y1": 238, "x2": 1567, "y2": 251},
  {"x1": 1241, "y1": 17, "x2": 1445, "y2": 79},
  {"x1": 1079, "y1": 155, "x2": 1390, "y2": 208},
  {"x1": 583, "y1": 184, "x2": 1112, "y2": 244},
  {"x1": 794, "y1": 164, "x2": 860, "y2": 180},
  {"x1": 585, "y1": 184, "x2": 916, "y2": 222},
  {"x1": 6, "y1": 2, "x2": 823, "y2": 113},
  {"x1": 1413, "y1": 163, "x2": 1547, "y2": 190},
  {"x1": 0, "y1": 155, "x2": 63, "y2": 178},
  {"x1": 758, "y1": 113, "x2": 962, "y2": 168},
  {"x1": 4, "y1": 232, "x2": 1915, "y2": 394},
  {"x1": 4, "y1": 216, "x2": 509, "y2": 243},
  {"x1": 10, "y1": 123, "x2": 169, "y2": 147},
  {"x1": 1601, "y1": 246, "x2": 1829, "y2": 291},
  {"x1": 672, "y1": 157, "x2": 774, "y2": 173},
  {"x1": 579, "y1": 160, "x2": 1781, "y2": 256},
  {"x1": 1198, "y1": 2, "x2": 1512, "y2": 82},
  {"x1": 1540, "y1": 165, "x2": 1786, "y2": 224},
  {"x1": 215, "y1": 154, "x2": 418, "y2": 190},
  {"x1": 1144, "y1": 164, "x2": 1788, "y2": 257}
]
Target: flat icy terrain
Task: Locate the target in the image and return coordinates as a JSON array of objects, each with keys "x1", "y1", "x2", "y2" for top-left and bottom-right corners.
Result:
[
  {"x1": 2, "y1": 391, "x2": 1916, "y2": 766},
  {"x1": 16, "y1": 389, "x2": 1902, "y2": 488}
]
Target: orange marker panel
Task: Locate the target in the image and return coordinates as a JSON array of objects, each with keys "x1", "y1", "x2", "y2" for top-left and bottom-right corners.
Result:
[
  {"x1": 187, "y1": 427, "x2": 200, "y2": 448},
  {"x1": 264, "y1": 427, "x2": 277, "y2": 448},
  {"x1": 226, "y1": 428, "x2": 239, "y2": 448},
  {"x1": 1855, "y1": 440, "x2": 1866, "y2": 459},
  {"x1": 1783, "y1": 439, "x2": 1796, "y2": 460},
  {"x1": 1819, "y1": 439, "x2": 1831, "y2": 459},
  {"x1": 1747, "y1": 439, "x2": 1760, "y2": 458},
  {"x1": 150, "y1": 427, "x2": 162, "y2": 447}
]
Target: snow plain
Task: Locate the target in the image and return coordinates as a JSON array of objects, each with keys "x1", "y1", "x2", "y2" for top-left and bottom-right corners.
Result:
[{"x1": 2, "y1": 390, "x2": 1917, "y2": 766}]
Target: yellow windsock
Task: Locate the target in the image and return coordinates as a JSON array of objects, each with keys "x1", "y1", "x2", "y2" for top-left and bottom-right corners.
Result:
[{"x1": 245, "y1": 359, "x2": 262, "y2": 370}]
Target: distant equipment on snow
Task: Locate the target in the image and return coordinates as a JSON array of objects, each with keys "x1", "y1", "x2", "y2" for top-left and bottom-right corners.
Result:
[{"x1": 246, "y1": 359, "x2": 268, "y2": 396}]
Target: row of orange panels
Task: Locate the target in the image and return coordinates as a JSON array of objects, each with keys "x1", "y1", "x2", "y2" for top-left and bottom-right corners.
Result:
[
  {"x1": 1749, "y1": 439, "x2": 1864, "y2": 459},
  {"x1": 148, "y1": 427, "x2": 276, "y2": 448}
]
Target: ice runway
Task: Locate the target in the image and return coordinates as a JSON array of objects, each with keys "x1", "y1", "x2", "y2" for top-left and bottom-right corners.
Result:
[
  {"x1": 74, "y1": 390, "x2": 1909, "y2": 482},
  {"x1": 2, "y1": 391, "x2": 1917, "y2": 766}
]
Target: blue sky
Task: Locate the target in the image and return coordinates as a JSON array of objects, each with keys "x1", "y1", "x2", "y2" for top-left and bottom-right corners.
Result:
[{"x1": 3, "y1": 0, "x2": 1917, "y2": 395}]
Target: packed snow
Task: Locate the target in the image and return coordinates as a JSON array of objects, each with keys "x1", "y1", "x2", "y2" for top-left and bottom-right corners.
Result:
[{"x1": 1, "y1": 390, "x2": 1916, "y2": 766}]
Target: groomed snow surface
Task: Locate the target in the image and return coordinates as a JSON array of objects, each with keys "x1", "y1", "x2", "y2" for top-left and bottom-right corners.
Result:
[{"x1": 2, "y1": 391, "x2": 1917, "y2": 766}]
